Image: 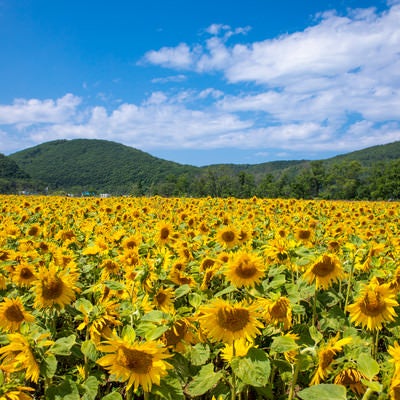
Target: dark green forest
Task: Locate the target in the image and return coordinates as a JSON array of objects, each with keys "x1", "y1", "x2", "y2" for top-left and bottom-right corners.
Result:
[{"x1": 1, "y1": 139, "x2": 400, "y2": 200}]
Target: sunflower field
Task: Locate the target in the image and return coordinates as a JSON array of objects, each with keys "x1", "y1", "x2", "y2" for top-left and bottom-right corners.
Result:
[{"x1": 0, "y1": 194, "x2": 400, "y2": 400}]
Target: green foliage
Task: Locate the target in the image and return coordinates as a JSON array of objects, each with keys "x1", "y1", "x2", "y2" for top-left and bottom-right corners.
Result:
[{"x1": 4, "y1": 139, "x2": 400, "y2": 199}]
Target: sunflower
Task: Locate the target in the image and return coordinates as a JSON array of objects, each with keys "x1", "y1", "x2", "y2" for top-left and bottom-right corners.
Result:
[
  {"x1": 0, "y1": 333, "x2": 41, "y2": 383},
  {"x1": 97, "y1": 336, "x2": 173, "y2": 392},
  {"x1": 153, "y1": 287, "x2": 175, "y2": 312},
  {"x1": 347, "y1": 277, "x2": 398, "y2": 331},
  {"x1": 32, "y1": 263, "x2": 79, "y2": 310},
  {"x1": 334, "y1": 368, "x2": 366, "y2": 395},
  {"x1": 310, "y1": 334, "x2": 352, "y2": 385},
  {"x1": 0, "y1": 384, "x2": 34, "y2": 400},
  {"x1": 216, "y1": 225, "x2": 240, "y2": 249},
  {"x1": 262, "y1": 296, "x2": 292, "y2": 330},
  {"x1": 10, "y1": 263, "x2": 37, "y2": 287},
  {"x1": 162, "y1": 318, "x2": 197, "y2": 353},
  {"x1": 220, "y1": 338, "x2": 253, "y2": 363},
  {"x1": 156, "y1": 222, "x2": 175, "y2": 246},
  {"x1": 389, "y1": 341, "x2": 400, "y2": 375},
  {"x1": 224, "y1": 250, "x2": 265, "y2": 288},
  {"x1": 390, "y1": 376, "x2": 400, "y2": 400},
  {"x1": 0, "y1": 297, "x2": 35, "y2": 332},
  {"x1": 197, "y1": 299, "x2": 263, "y2": 344},
  {"x1": 303, "y1": 254, "x2": 345, "y2": 290}
]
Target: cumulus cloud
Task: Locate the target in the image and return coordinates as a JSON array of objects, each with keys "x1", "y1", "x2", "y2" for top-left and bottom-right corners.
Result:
[{"x1": 1, "y1": 3, "x2": 400, "y2": 162}]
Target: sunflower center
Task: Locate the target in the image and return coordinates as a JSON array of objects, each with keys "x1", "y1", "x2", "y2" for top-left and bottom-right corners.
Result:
[
  {"x1": 235, "y1": 261, "x2": 257, "y2": 279},
  {"x1": 221, "y1": 231, "x2": 235, "y2": 243},
  {"x1": 320, "y1": 349, "x2": 335, "y2": 369},
  {"x1": 20, "y1": 267, "x2": 34, "y2": 280},
  {"x1": 360, "y1": 291, "x2": 386, "y2": 316},
  {"x1": 42, "y1": 277, "x2": 64, "y2": 300},
  {"x1": 217, "y1": 307, "x2": 250, "y2": 332},
  {"x1": 270, "y1": 299, "x2": 288, "y2": 319},
  {"x1": 298, "y1": 230, "x2": 311, "y2": 240},
  {"x1": 160, "y1": 228, "x2": 170, "y2": 240},
  {"x1": 4, "y1": 304, "x2": 24, "y2": 322},
  {"x1": 164, "y1": 321, "x2": 187, "y2": 346},
  {"x1": 156, "y1": 291, "x2": 167, "y2": 306},
  {"x1": 312, "y1": 256, "x2": 335, "y2": 277},
  {"x1": 118, "y1": 347, "x2": 153, "y2": 373}
]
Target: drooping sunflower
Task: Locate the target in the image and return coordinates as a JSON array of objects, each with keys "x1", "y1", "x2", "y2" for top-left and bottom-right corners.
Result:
[
  {"x1": 220, "y1": 338, "x2": 253, "y2": 363},
  {"x1": 0, "y1": 297, "x2": 35, "y2": 332},
  {"x1": 161, "y1": 318, "x2": 197, "y2": 353},
  {"x1": 334, "y1": 368, "x2": 366, "y2": 395},
  {"x1": 310, "y1": 334, "x2": 352, "y2": 385},
  {"x1": 0, "y1": 333, "x2": 41, "y2": 383},
  {"x1": 32, "y1": 263, "x2": 79, "y2": 310},
  {"x1": 347, "y1": 276, "x2": 398, "y2": 331},
  {"x1": 97, "y1": 336, "x2": 173, "y2": 392},
  {"x1": 262, "y1": 296, "x2": 292, "y2": 330},
  {"x1": 224, "y1": 251, "x2": 265, "y2": 288},
  {"x1": 0, "y1": 384, "x2": 34, "y2": 400},
  {"x1": 197, "y1": 298, "x2": 263, "y2": 344},
  {"x1": 11, "y1": 263, "x2": 37, "y2": 287},
  {"x1": 303, "y1": 254, "x2": 345, "y2": 290}
]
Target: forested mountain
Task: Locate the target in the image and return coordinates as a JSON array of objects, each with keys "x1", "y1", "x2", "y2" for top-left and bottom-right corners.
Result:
[{"x1": 3, "y1": 139, "x2": 400, "y2": 199}]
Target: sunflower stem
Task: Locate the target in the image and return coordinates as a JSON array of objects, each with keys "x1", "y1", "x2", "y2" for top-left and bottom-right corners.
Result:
[
  {"x1": 288, "y1": 358, "x2": 300, "y2": 400},
  {"x1": 372, "y1": 328, "x2": 379, "y2": 360},
  {"x1": 231, "y1": 340, "x2": 237, "y2": 400},
  {"x1": 344, "y1": 256, "x2": 355, "y2": 314},
  {"x1": 312, "y1": 284, "x2": 317, "y2": 326}
]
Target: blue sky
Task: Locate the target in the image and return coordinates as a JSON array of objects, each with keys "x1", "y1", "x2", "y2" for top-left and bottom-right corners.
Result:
[{"x1": 0, "y1": 0, "x2": 399, "y2": 166}]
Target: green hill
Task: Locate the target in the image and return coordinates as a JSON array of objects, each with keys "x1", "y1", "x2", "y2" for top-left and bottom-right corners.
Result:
[
  {"x1": 5, "y1": 138, "x2": 400, "y2": 199},
  {"x1": 9, "y1": 139, "x2": 198, "y2": 194}
]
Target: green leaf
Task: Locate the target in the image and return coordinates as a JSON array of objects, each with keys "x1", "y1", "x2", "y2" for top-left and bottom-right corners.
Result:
[
  {"x1": 231, "y1": 348, "x2": 271, "y2": 387},
  {"x1": 74, "y1": 298, "x2": 93, "y2": 313},
  {"x1": 152, "y1": 374, "x2": 185, "y2": 400},
  {"x1": 141, "y1": 310, "x2": 165, "y2": 322},
  {"x1": 41, "y1": 353, "x2": 57, "y2": 379},
  {"x1": 214, "y1": 285, "x2": 236, "y2": 297},
  {"x1": 186, "y1": 363, "x2": 223, "y2": 397},
  {"x1": 357, "y1": 353, "x2": 380, "y2": 381},
  {"x1": 190, "y1": 343, "x2": 210, "y2": 366},
  {"x1": 361, "y1": 379, "x2": 383, "y2": 393},
  {"x1": 175, "y1": 284, "x2": 191, "y2": 298},
  {"x1": 145, "y1": 325, "x2": 169, "y2": 341},
  {"x1": 188, "y1": 292, "x2": 202, "y2": 308},
  {"x1": 81, "y1": 376, "x2": 99, "y2": 400},
  {"x1": 121, "y1": 325, "x2": 136, "y2": 342},
  {"x1": 297, "y1": 384, "x2": 347, "y2": 400},
  {"x1": 269, "y1": 274, "x2": 286, "y2": 289},
  {"x1": 103, "y1": 280, "x2": 125, "y2": 291},
  {"x1": 309, "y1": 326, "x2": 323, "y2": 345},
  {"x1": 51, "y1": 334, "x2": 76, "y2": 356},
  {"x1": 81, "y1": 340, "x2": 98, "y2": 362},
  {"x1": 46, "y1": 378, "x2": 80, "y2": 400},
  {"x1": 101, "y1": 393, "x2": 123, "y2": 400},
  {"x1": 270, "y1": 336, "x2": 298, "y2": 353}
]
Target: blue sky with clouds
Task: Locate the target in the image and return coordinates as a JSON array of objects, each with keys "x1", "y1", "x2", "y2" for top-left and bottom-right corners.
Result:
[{"x1": 0, "y1": 0, "x2": 399, "y2": 166}]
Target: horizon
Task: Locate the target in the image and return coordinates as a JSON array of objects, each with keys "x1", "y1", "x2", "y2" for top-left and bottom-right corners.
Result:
[{"x1": 1, "y1": 0, "x2": 400, "y2": 166}]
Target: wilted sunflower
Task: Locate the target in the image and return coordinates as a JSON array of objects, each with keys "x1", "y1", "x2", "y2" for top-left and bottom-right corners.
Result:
[
  {"x1": 0, "y1": 384, "x2": 34, "y2": 400},
  {"x1": 97, "y1": 336, "x2": 172, "y2": 392},
  {"x1": 11, "y1": 263, "x2": 36, "y2": 287},
  {"x1": 32, "y1": 264, "x2": 79, "y2": 310},
  {"x1": 224, "y1": 251, "x2": 265, "y2": 288},
  {"x1": 262, "y1": 296, "x2": 292, "y2": 330},
  {"x1": 334, "y1": 368, "x2": 366, "y2": 395},
  {"x1": 162, "y1": 318, "x2": 197, "y2": 353},
  {"x1": 197, "y1": 299, "x2": 263, "y2": 344},
  {"x1": 0, "y1": 297, "x2": 35, "y2": 332},
  {"x1": 303, "y1": 254, "x2": 345, "y2": 290},
  {"x1": 310, "y1": 334, "x2": 352, "y2": 385},
  {"x1": 347, "y1": 277, "x2": 398, "y2": 331},
  {"x1": 0, "y1": 333, "x2": 41, "y2": 383},
  {"x1": 220, "y1": 338, "x2": 253, "y2": 363}
]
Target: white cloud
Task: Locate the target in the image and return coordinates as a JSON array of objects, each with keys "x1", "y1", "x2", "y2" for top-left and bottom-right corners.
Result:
[{"x1": 143, "y1": 43, "x2": 196, "y2": 70}]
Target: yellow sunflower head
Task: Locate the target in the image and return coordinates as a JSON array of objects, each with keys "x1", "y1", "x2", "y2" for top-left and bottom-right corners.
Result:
[
  {"x1": 216, "y1": 225, "x2": 240, "y2": 249},
  {"x1": 0, "y1": 297, "x2": 35, "y2": 332},
  {"x1": 224, "y1": 250, "x2": 265, "y2": 288},
  {"x1": 303, "y1": 254, "x2": 345, "y2": 290},
  {"x1": 97, "y1": 335, "x2": 173, "y2": 392},
  {"x1": 197, "y1": 298, "x2": 263, "y2": 344},
  {"x1": 347, "y1": 277, "x2": 398, "y2": 331},
  {"x1": 11, "y1": 263, "x2": 37, "y2": 287},
  {"x1": 334, "y1": 368, "x2": 366, "y2": 395}
]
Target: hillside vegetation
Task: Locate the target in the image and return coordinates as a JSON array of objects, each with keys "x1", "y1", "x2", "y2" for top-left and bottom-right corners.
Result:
[{"x1": 3, "y1": 139, "x2": 400, "y2": 199}]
